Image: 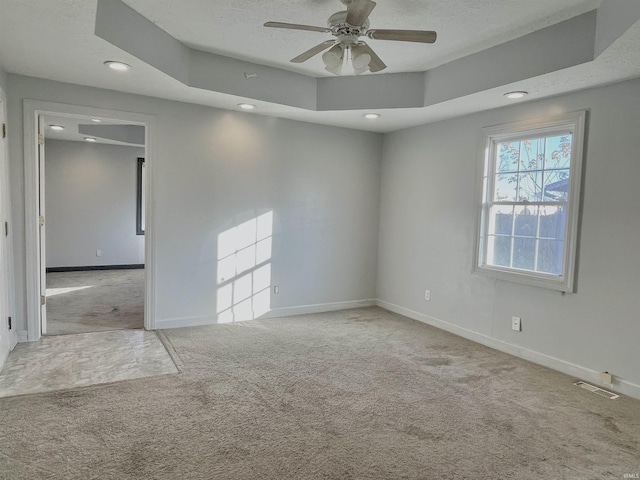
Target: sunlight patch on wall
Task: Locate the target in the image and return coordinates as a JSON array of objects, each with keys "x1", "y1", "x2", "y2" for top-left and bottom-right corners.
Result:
[
  {"x1": 216, "y1": 211, "x2": 273, "y2": 323},
  {"x1": 45, "y1": 286, "x2": 94, "y2": 298}
]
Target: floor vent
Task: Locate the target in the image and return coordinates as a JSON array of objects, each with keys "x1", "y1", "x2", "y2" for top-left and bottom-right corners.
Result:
[{"x1": 574, "y1": 381, "x2": 620, "y2": 399}]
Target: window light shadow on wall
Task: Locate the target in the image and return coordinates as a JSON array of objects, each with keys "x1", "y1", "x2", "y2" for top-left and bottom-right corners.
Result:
[
  {"x1": 46, "y1": 285, "x2": 94, "y2": 298},
  {"x1": 216, "y1": 211, "x2": 273, "y2": 323}
]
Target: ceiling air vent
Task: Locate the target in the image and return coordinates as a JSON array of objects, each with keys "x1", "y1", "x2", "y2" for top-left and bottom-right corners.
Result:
[{"x1": 574, "y1": 381, "x2": 620, "y2": 399}]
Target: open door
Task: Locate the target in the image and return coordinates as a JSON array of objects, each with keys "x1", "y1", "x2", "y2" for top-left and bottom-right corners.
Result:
[{"x1": 38, "y1": 115, "x2": 47, "y2": 335}]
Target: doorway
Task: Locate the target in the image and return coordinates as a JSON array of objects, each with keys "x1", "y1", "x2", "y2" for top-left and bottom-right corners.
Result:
[
  {"x1": 23, "y1": 100, "x2": 156, "y2": 341},
  {"x1": 41, "y1": 114, "x2": 146, "y2": 335}
]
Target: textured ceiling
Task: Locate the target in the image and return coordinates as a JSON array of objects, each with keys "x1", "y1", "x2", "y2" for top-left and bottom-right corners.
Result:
[{"x1": 1, "y1": 0, "x2": 640, "y2": 132}]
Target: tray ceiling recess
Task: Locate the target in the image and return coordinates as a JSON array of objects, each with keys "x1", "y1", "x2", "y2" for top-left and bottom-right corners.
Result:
[{"x1": 93, "y1": 0, "x2": 640, "y2": 115}]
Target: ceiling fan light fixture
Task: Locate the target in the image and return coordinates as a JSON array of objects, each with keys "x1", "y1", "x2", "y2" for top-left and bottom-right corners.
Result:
[
  {"x1": 363, "y1": 113, "x2": 380, "y2": 120},
  {"x1": 504, "y1": 91, "x2": 528, "y2": 99},
  {"x1": 351, "y1": 46, "x2": 371, "y2": 72},
  {"x1": 322, "y1": 44, "x2": 344, "y2": 70},
  {"x1": 325, "y1": 64, "x2": 343, "y2": 75}
]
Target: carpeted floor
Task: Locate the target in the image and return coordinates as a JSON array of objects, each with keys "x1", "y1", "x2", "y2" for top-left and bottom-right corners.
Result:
[
  {"x1": 1, "y1": 307, "x2": 639, "y2": 479},
  {"x1": 45, "y1": 269, "x2": 144, "y2": 335}
]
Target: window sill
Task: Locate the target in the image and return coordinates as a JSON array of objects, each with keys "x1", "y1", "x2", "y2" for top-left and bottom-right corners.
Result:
[{"x1": 475, "y1": 264, "x2": 574, "y2": 293}]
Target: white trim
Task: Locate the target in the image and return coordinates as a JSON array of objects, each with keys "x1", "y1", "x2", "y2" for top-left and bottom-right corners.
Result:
[
  {"x1": 155, "y1": 299, "x2": 377, "y2": 329},
  {"x1": 377, "y1": 299, "x2": 640, "y2": 401},
  {"x1": 22, "y1": 100, "x2": 157, "y2": 341},
  {"x1": 475, "y1": 111, "x2": 587, "y2": 293},
  {"x1": 264, "y1": 299, "x2": 377, "y2": 318}
]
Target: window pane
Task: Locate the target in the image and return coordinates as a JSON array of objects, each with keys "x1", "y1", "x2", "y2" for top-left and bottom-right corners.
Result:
[
  {"x1": 543, "y1": 169, "x2": 570, "y2": 202},
  {"x1": 494, "y1": 173, "x2": 517, "y2": 201},
  {"x1": 517, "y1": 171, "x2": 543, "y2": 202},
  {"x1": 514, "y1": 206, "x2": 538, "y2": 237},
  {"x1": 488, "y1": 205, "x2": 514, "y2": 235},
  {"x1": 513, "y1": 237, "x2": 535, "y2": 270},
  {"x1": 519, "y1": 138, "x2": 542, "y2": 171},
  {"x1": 539, "y1": 206, "x2": 566, "y2": 239},
  {"x1": 544, "y1": 135, "x2": 572, "y2": 170},
  {"x1": 497, "y1": 141, "x2": 520, "y2": 173},
  {"x1": 489, "y1": 235, "x2": 512, "y2": 267},
  {"x1": 538, "y1": 240, "x2": 564, "y2": 275}
]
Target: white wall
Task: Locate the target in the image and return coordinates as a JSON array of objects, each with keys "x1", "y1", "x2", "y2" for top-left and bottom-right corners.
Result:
[
  {"x1": 45, "y1": 139, "x2": 145, "y2": 268},
  {"x1": 7, "y1": 75, "x2": 382, "y2": 331},
  {"x1": 377, "y1": 77, "x2": 640, "y2": 398}
]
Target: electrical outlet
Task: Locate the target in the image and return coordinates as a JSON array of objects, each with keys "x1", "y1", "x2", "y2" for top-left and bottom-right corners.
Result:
[
  {"x1": 512, "y1": 316, "x2": 521, "y2": 331},
  {"x1": 273, "y1": 285, "x2": 279, "y2": 294},
  {"x1": 96, "y1": 249, "x2": 102, "y2": 257},
  {"x1": 424, "y1": 290, "x2": 431, "y2": 301},
  {"x1": 600, "y1": 371, "x2": 613, "y2": 384}
]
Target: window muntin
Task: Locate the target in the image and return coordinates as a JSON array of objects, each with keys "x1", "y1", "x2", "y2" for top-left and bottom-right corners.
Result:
[{"x1": 477, "y1": 112, "x2": 586, "y2": 291}]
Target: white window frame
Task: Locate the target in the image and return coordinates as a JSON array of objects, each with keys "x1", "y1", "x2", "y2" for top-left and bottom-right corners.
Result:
[{"x1": 475, "y1": 111, "x2": 586, "y2": 292}]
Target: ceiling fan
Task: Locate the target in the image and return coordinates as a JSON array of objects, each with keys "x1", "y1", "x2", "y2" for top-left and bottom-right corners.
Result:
[{"x1": 264, "y1": 0, "x2": 437, "y2": 75}]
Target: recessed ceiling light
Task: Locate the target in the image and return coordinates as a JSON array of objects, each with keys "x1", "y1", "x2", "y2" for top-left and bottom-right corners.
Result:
[
  {"x1": 104, "y1": 61, "x2": 131, "y2": 72},
  {"x1": 84, "y1": 137, "x2": 97, "y2": 143},
  {"x1": 49, "y1": 125, "x2": 64, "y2": 131},
  {"x1": 363, "y1": 113, "x2": 381, "y2": 120},
  {"x1": 238, "y1": 103, "x2": 256, "y2": 110},
  {"x1": 91, "y1": 118, "x2": 102, "y2": 123},
  {"x1": 504, "y1": 91, "x2": 528, "y2": 99}
]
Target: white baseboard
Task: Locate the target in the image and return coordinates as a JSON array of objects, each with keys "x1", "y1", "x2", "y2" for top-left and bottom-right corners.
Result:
[
  {"x1": 155, "y1": 315, "x2": 216, "y2": 330},
  {"x1": 155, "y1": 299, "x2": 377, "y2": 330},
  {"x1": 263, "y1": 299, "x2": 377, "y2": 319},
  {"x1": 377, "y1": 299, "x2": 640, "y2": 401}
]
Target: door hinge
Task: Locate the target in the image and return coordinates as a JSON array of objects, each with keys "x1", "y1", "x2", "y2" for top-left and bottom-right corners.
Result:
[
  {"x1": 2, "y1": 123, "x2": 6, "y2": 139},
  {"x1": 7, "y1": 317, "x2": 11, "y2": 330},
  {"x1": 4, "y1": 221, "x2": 7, "y2": 237},
  {"x1": 38, "y1": 133, "x2": 44, "y2": 145},
  {"x1": 41, "y1": 295, "x2": 46, "y2": 306},
  {"x1": 39, "y1": 215, "x2": 45, "y2": 226}
]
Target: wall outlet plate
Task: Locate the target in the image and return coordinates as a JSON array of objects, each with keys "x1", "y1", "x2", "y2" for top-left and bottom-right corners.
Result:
[
  {"x1": 600, "y1": 372, "x2": 613, "y2": 384},
  {"x1": 512, "y1": 316, "x2": 521, "y2": 331}
]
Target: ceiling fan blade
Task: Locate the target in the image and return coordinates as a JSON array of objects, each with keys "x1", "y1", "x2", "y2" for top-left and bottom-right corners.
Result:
[
  {"x1": 346, "y1": 0, "x2": 376, "y2": 26},
  {"x1": 264, "y1": 21, "x2": 330, "y2": 33},
  {"x1": 357, "y1": 42, "x2": 386, "y2": 72},
  {"x1": 366, "y1": 29, "x2": 437, "y2": 43},
  {"x1": 291, "y1": 40, "x2": 336, "y2": 63}
]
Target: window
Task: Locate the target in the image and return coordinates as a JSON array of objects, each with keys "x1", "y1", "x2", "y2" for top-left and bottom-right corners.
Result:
[{"x1": 476, "y1": 111, "x2": 586, "y2": 292}]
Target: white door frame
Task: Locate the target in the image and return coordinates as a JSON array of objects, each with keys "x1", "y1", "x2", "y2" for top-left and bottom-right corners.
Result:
[
  {"x1": 23, "y1": 100, "x2": 157, "y2": 341},
  {"x1": 0, "y1": 87, "x2": 17, "y2": 367}
]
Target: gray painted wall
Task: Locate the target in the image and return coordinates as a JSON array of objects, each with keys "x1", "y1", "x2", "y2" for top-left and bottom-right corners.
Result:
[
  {"x1": 7, "y1": 74, "x2": 382, "y2": 330},
  {"x1": 45, "y1": 139, "x2": 145, "y2": 268},
  {"x1": 377, "y1": 77, "x2": 640, "y2": 393}
]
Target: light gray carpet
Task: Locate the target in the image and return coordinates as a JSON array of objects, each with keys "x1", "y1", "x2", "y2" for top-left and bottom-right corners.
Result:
[
  {"x1": 1, "y1": 307, "x2": 639, "y2": 479},
  {"x1": 46, "y1": 269, "x2": 144, "y2": 335}
]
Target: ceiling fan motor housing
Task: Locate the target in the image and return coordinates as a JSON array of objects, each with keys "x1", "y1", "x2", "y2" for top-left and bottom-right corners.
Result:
[{"x1": 328, "y1": 11, "x2": 369, "y2": 38}]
